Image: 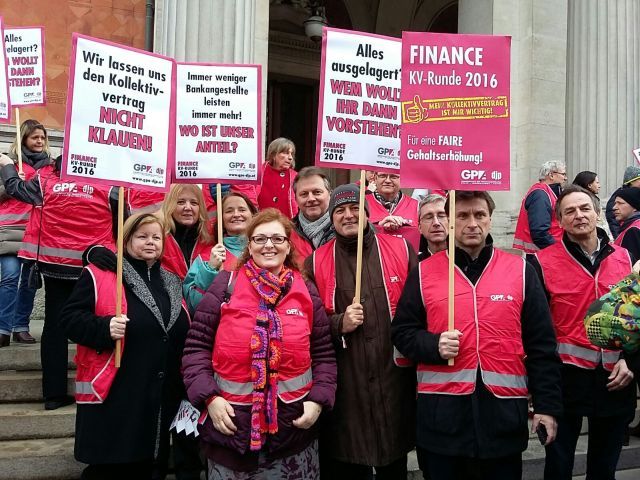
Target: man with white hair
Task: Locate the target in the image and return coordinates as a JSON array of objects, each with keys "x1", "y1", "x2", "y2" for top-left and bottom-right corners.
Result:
[{"x1": 513, "y1": 161, "x2": 566, "y2": 254}]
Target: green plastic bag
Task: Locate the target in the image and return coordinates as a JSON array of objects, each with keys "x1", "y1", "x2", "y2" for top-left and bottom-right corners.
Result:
[{"x1": 584, "y1": 273, "x2": 640, "y2": 354}]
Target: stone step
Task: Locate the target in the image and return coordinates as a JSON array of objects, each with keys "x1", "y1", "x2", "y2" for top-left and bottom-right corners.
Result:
[
  {"x1": 0, "y1": 343, "x2": 76, "y2": 372},
  {"x1": 0, "y1": 437, "x2": 83, "y2": 480},
  {"x1": 0, "y1": 371, "x2": 75, "y2": 404},
  {"x1": 0, "y1": 403, "x2": 75, "y2": 441}
]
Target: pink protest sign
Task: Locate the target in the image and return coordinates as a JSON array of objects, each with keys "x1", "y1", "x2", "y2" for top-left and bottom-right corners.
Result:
[
  {"x1": 316, "y1": 27, "x2": 401, "y2": 172},
  {"x1": 400, "y1": 32, "x2": 511, "y2": 190},
  {"x1": 62, "y1": 34, "x2": 175, "y2": 192},
  {"x1": 174, "y1": 62, "x2": 262, "y2": 185},
  {"x1": 0, "y1": 17, "x2": 11, "y2": 123},
  {"x1": 4, "y1": 27, "x2": 45, "y2": 107}
]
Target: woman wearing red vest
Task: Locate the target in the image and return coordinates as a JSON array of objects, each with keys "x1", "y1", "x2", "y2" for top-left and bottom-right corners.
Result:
[
  {"x1": 257, "y1": 137, "x2": 299, "y2": 219},
  {"x1": 0, "y1": 153, "x2": 117, "y2": 411},
  {"x1": 60, "y1": 213, "x2": 196, "y2": 480},
  {"x1": 182, "y1": 208, "x2": 336, "y2": 479},
  {"x1": 183, "y1": 191, "x2": 257, "y2": 313},
  {"x1": 161, "y1": 184, "x2": 214, "y2": 279},
  {"x1": 0, "y1": 120, "x2": 53, "y2": 346}
]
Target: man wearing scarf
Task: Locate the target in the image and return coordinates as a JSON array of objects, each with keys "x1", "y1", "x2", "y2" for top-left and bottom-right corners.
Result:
[
  {"x1": 290, "y1": 167, "x2": 335, "y2": 266},
  {"x1": 305, "y1": 184, "x2": 417, "y2": 480}
]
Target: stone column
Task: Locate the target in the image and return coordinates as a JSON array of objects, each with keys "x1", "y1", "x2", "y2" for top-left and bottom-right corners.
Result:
[
  {"x1": 154, "y1": 0, "x2": 269, "y2": 143},
  {"x1": 565, "y1": 0, "x2": 640, "y2": 195},
  {"x1": 458, "y1": 0, "x2": 568, "y2": 249}
]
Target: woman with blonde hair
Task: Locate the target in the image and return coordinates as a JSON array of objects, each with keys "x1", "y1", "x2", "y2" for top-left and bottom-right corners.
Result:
[
  {"x1": 161, "y1": 184, "x2": 214, "y2": 279},
  {"x1": 257, "y1": 137, "x2": 299, "y2": 219},
  {"x1": 0, "y1": 119, "x2": 53, "y2": 346}
]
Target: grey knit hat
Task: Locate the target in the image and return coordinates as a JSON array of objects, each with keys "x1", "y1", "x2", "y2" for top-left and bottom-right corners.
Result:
[
  {"x1": 328, "y1": 184, "x2": 369, "y2": 221},
  {"x1": 623, "y1": 166, "x2": 640, "y2": 185}
]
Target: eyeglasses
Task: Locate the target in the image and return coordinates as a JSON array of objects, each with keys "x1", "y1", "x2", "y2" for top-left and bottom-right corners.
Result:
[
  {"x1": 420, "y1": 213, "x2": 448, "y2": 223},
  {"x1": 250, "y1": 235, "x2": 289, "y2": 245},
  {"x1": 377, "y1": 174, "x2": 400, "y2": 181},
  {"x1": 553, "y1": 171, "x2": 567, "y2": 178}
]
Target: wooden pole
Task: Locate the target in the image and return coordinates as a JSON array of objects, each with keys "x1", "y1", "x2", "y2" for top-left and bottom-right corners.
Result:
[
  {"x1": 15, "y1": 108, "x2": 22, "y2": 174},
  {"x1": 354, "y1": 170, "x2": 366, "y2": 304},
  {"x1": 216, "y1": 183, "x2": 224, "y2": 271},
  {"x1": 115, "y1": 186, "x2": 125, "y2": 367},
  {"x1": 447, "y1": 190, "x2": 456, "y2": 366}
]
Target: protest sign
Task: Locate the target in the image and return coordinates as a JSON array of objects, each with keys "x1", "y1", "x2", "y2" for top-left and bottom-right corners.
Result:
[
  {"x1": 175, "y1": 63, "x2": 261, "y2": 184},
  {"x1": 4, "y1": 27, "x2": 45, "y2": 106},
  {"x1": 316, "y1": 27, "x2": 401, "y2": 173},
  {"x1": 633, "y1": 147, "x2": 640, "y2": 165},
  {"x1": 400, "y1": 32, "x2": 511, "y2": 190},
  {"x1": 62, "y1": 33, "x2": 175, "y2": 192},
  {"x1": 0, "y1": 17, "x2": 10, "y2": 123}
]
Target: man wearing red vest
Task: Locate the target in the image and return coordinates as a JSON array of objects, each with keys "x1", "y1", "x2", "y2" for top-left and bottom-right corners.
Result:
[
  {"x1": 531, "y1": 185, "x2": 638, "y2": 480},
  {"x1": 367, "y1": 171, "x2": 421, "y2": 252},
  {"x1": 513, "y1": 161, "x2": 566, "y2": 253},
  {"x1": 612, "y1": 186, "x2": 640, "y2": 263},
  {"x1": 305, "y1": 184, "x2": 417, "y2": 480},
  {"x1": 290, "y1": 166, "x2": 334, "y2": 267},
  {"x1": 392, "y1": 190, "x2": 562, "y2": 480}
]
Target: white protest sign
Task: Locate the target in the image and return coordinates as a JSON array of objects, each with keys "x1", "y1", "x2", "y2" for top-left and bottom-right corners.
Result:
[
  {"x1": 170, "y1": 400, "x2": 200, "y2": 437},
  {"x1": 175, "y1": 63, "x2": 262, "y2": 184},
  {"x1": 633, "y1": 147, "x2": 640, "y2": 165},
  {"x1": 0, "y1": 17, "x2": 11, "y2": 122},
  {"x1": 316, "y1": 27, "x2": 401, "y2": 172},
  {"x1": 4, "y1": 27, "x2": 45, "y2": 106},
  {"x1": 62, "y1": 34, "x2": 175, "y2": 192}
]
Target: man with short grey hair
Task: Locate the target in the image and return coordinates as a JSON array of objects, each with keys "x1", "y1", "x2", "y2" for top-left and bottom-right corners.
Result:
[
  {"x1": 513, "y1": 161, "x2": 566, "y2": 254},
  {"x1": 417, "y1": 194, "x2": 448, "y2": 261}
]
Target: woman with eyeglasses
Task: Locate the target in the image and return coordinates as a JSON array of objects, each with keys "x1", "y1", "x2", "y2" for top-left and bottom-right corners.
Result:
[
  {"x1": 183, "y1": 191, "x2": 257, "y2": 314},
  {"x1": 0, "y1": 120, "x2": 53, "y2": 346},
  {"x1": 182, "y1": 208, "x2": 336, "y2": 479}
]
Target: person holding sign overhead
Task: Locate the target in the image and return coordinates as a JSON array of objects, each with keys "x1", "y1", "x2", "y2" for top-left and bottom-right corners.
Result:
[
  {"x1": 0, "y1": 153, "x2": 118, "y2": 410},
  {"x1": 183, "y1": 191, "x2": 257, "y2": 313},
  {"x1": 0, "y1": 120, "x2": 52, "y2": 346},
  {"x1": 60, "y1": 213, "x2": 191, "y2": 480},
  {"x1": 392, "y1": 191, "x2": 562, "y2": 480},
  {"x1": 257, "y1": 137, "x2": 299, "y2": 219},
  {"x1": 182, "y1": 208, "x2": 336, "y2": 479},
  {"x1": 305, "y1": 184, "x2": 417, "y2": 480},
  {"x1": 367, "y1": 171, "x2": 421, "y2": 252}
]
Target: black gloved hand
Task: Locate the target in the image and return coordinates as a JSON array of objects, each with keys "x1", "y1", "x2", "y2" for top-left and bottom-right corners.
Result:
[{"x1": 83, "y1": 245, "x2": 117, "y2": 272}]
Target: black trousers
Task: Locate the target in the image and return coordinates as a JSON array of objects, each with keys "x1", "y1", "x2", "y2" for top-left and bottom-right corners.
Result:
[
  {"x1": 417, "y1": 448, "x2": 522, "y2": 480},
  {"x1": 42, "y1": 276, "x2": 76, "y2": 400},
  {"x1": 320, "y1": 455, "x2": 407, "y2": 480},
  {"x1": 81, "y1": 461, "x2": 153, "y2": 480},
  {"x1": 544, "y1": 413, "x2": 629, "y2": 480}
]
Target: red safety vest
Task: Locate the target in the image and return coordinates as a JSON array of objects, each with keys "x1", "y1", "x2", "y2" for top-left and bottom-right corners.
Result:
[
  {"x1": 74, "y1": 265, "x2": 126, "y2": 404},
  {"x1": 212, "y1": 269, "x2": 313, "y2": 405},
  {"x1": 513, "y1": 183, "x2": 563, "y2": 253},
  {"x1": 418, "y1": 249, "x2": 528, "y2": 398},
  {"x1": 0, "y1": 162, "x2": 37, "y2": 228},
  {"x1": 368, "y1": 193, "x2": 421, "y2": 252},
  {"x1": 257, "y1": 164, "x2": 298, "y2": 219},
  {"x1": 312, "y1": 233, "x2": 412, "y2": 366},
  {"x1": 161, "y1": 230, "x2": 213, "y2": 280},
  {"x1": 18, "y1": 168, "x2": 115, "y2": 267},
  {"x1": 127, "y1": 188, "x2": 165, "y2": 215},
  {"x1": 290, "y1": 228, "x2": 313, "y2": 269},
  {"x1": 614, "y1": 218, "x2": 640, "y2": 248},
  {"x1": 537, "y1": 241, "x2": 630, "y2": 371}
]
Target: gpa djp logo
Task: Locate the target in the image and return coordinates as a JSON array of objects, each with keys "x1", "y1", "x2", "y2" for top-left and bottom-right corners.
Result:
[
  {"x1": 378, "y1": 147, "x2": 394, "y2": 156},
  {"x1": 461, "y1": 170, "x2": 486, "y2": 181}
]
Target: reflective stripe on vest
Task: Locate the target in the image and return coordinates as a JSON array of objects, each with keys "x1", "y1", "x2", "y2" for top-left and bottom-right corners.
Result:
[
  {"x1": 557, "y1": 342, "x2": 620, "y2": 369},
  {"x1": 0, "y1": 213, "x2": 30, "y2": 222},
  {"x1": 512, "y1": 238, "x2": 539, "y2": 252},
  {"x1": 19, "y1": 242, "x2": 84, "y2": 260},
  {"x1": 214, "y1": 367, "x2": 313, "y2": 405},
  {"x1": 417, "y1": 368, "x2": 477, "y2": 385},
  {"x1": 75, "y1": 381, "x2": 95, "y2": 395}
]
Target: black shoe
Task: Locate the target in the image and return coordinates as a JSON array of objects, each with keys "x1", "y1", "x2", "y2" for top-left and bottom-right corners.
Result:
[
  {"x1": 44, "y1": 395, "x2": 75, "y2": 410},
  {"x1": 0, "y1": 334, "x2": 9, "y2": 347},
  {"x1": 12, "y1": 331, "x2": 36, "y2": 344},
  {"x1": 630, "y1": 423, "x2": 640, "y2": 437}
]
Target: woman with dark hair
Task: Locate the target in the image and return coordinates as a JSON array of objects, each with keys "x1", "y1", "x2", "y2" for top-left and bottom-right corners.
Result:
[
  {"x1": 182, "y1": 208, "x2": 336, "y2": 479},
  {"x1": 183, "y1": 191, "x2": 257, "y2": 313},
  {"x1": 0, "y1": 120, "x2": 53, "y2": 346},
  {"x1": 60, "y1": 213, "x2": 191, "y2": 479},
  {"x1": 573, "y1": 170, "x2": 610, "y2": 236}
]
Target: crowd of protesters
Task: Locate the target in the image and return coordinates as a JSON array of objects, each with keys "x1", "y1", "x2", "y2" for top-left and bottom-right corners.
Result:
[{"x1": 1, "y1": 124, "x2": 639, "y2": 480}]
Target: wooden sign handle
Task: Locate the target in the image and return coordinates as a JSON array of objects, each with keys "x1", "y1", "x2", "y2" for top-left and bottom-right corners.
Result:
[
  {"x1": 115, "y1": 186, "x2": 125, "y2": 367},
  {"x1": 353, "y1": 170, "x2": 366, "y2": 304},
  {"x1": 447, "y1": 190, "x2": 456, "y2": 366}
]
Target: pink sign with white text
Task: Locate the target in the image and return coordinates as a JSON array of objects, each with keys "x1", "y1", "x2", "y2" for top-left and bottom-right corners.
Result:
[
  {"x1": 400, "y1": 32, "x2": 511, "y2": 190},
  {"x1": 4, "y1": 27, "x2": 45, "y2": 107}
]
